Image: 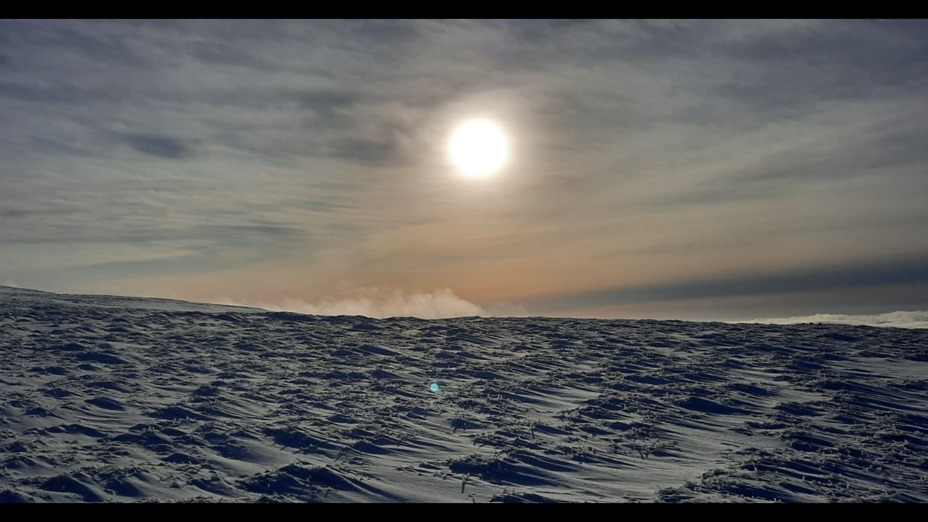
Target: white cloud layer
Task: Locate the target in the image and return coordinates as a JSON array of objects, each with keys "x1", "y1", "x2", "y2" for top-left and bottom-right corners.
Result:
[
  {"x1": 743, "y1": 310, "x2": 928, "y2": 329},
  {"x1": 3, "y1": 20, "x2": 928, "y2": 320}
]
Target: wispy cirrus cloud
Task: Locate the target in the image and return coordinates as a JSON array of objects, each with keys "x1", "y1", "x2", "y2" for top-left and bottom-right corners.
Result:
[{"x1": 1, "y1": 20, "x2": 927, "y2": 320}]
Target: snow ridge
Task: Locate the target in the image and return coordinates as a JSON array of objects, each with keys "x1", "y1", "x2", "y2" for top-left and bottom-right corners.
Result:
[{"x1": 1, "y1": 288, "x2": 927, "y2": 502}]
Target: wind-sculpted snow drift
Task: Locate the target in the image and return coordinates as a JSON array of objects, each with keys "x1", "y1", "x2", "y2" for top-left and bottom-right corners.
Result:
[{"x1": 1, "y1": 285, "x2": 927, "y2": 502}]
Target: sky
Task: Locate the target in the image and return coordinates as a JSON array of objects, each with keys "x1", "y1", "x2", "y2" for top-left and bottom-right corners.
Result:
[{"x1": 2, "y1": 19, "x2": 927, "y2": 322}]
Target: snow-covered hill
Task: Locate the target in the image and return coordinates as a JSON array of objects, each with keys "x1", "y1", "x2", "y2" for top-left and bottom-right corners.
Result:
[{"x1": 1, "y1": 286, "x2": 926, "y2": 502}]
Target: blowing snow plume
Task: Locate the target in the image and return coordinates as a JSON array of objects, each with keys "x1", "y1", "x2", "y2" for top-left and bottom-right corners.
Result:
[{"x1": 251, "y1": 288, "x2": 486, "y2": 319}]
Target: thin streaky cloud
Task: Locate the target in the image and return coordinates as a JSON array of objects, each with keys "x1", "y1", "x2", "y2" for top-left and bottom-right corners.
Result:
[{"x1": 0, "y1": 20, "x2": 926, "y2": 320}]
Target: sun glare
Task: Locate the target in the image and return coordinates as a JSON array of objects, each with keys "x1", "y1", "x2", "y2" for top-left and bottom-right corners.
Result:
[{"x1": 448, "y1": 119, "x2": 508, "y2": 177}]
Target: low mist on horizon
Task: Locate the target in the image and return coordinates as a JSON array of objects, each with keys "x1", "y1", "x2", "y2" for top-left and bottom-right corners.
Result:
[{"x1": 2, "y1": 20, "x2": 927, "y2": 323}]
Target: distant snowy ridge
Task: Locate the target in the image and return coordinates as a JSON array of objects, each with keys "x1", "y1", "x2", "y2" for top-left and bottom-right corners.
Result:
[
  {"x1": 0, "y1": 285, "x2": 265, "y2": 314},
  {"x1": 744, "y1": 311, "x2": 928, "y2": 329}
]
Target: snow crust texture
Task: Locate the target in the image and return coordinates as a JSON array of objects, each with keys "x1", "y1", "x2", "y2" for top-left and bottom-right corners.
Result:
[{"x1": 1, "y1": 286, "x2": 927, "y2": 502}]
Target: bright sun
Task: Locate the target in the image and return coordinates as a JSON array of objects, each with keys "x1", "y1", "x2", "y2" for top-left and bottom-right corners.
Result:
[{"x1": 448, "y1": 119, "x2": 508, "y2": 177}]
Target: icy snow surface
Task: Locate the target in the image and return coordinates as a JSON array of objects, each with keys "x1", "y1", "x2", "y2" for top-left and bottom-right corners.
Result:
[{"x1": 1, "y1": 286, "x2": 926, "y2": 502}]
